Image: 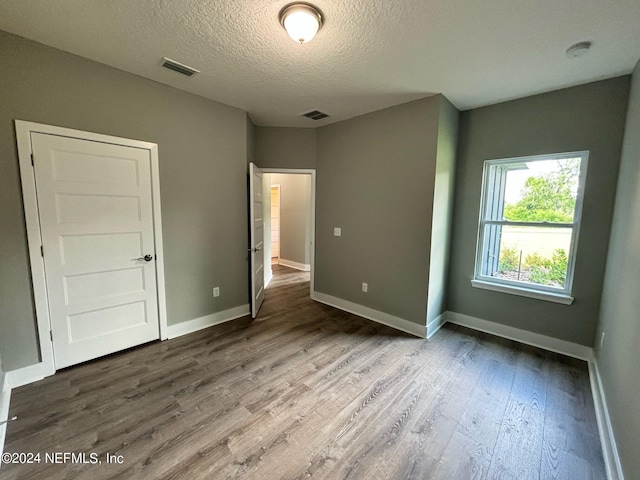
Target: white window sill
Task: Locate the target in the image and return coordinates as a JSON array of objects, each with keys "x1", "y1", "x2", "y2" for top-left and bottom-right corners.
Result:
[{"x1": 471, "y1": 279, "x2": 574, "y2": 305}]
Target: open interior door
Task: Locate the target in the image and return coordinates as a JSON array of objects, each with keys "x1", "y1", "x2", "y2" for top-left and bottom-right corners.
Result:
[{"x1": 249, "y1": 162, "x2": 265, "y2": 318}]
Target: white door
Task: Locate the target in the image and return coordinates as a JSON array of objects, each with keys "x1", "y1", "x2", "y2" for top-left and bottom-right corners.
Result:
[
  {"x1": 31, "y1": 133, "x2": 160, "y2": 369},
  {"x1": 249, "y1": 163, "x2": 265, "y2": 318}
]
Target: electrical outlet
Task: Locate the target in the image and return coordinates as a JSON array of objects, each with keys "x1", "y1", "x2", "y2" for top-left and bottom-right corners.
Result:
[
  {"x1": 362, "y1": 282, "x2": 368, "y2": 293},
  {"x1": 213, "y1": 287, "x2": 220, "y2": 298},
  {"x1": 600, "y1": 332, "x2": 605, "y2": 348}
]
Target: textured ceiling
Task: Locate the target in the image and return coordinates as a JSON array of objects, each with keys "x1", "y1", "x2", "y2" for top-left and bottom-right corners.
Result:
[{"x1": 0, "y1": 0, "x2": 639, "y2": 127}]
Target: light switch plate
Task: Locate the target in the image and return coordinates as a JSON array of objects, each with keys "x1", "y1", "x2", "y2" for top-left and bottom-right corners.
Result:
[{"x1": 334, "y1": 227, "x2": 342, "y2": 237}]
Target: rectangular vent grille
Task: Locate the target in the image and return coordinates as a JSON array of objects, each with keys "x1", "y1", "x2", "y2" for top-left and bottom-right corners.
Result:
[
  {"x1": 161, "y1": 57, "x2": 200, "y2": 77},
  {"x1": 302, "y1": 110, "x2": 329, "y2": 120}
]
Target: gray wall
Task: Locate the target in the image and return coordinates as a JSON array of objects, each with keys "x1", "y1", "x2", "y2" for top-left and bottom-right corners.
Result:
[
  {"x1": 315, "y1": 96, "x2": 442, "y2": 325},
  {"x1": 595, "y1": 60, "x2": 640, "y2": 479},
  {"x1": 0, "y1": 343, "x2": 5, "y2": 439},
  {"x1": 254, "y1": 127, "x2": 317, "y2": 169},
  {"x1": 270, "y1": 174, "x2": 312, "y2": 266},
  {"x1": 447, "y1": 77, "x2": 630, "y2": 346},
  {"x1": 0, "y1": 344, "x2": 4, "y2": 387},
  {"x1": 427, "y1": 97, "x2": 460, "y2": 326},
  {"x1": 0, "y1": 31, "x2": 249, "y2": 370}
]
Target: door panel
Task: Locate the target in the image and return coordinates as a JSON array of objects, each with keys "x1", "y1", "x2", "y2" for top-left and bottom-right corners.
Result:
[
  {"x1": 60, "y1": 232, "x2": 143, "y2": 270},
  {"x1": 55, "y1": 194, "x2": 141, "y2": 224},
  {"x1": 249, "y1": 163, "x2": 265, "y2": 318},
  {"x1": 68, "y1": 301, "x2": 148, "y2": 342},
  {"x1": 31, "y1": 133, "x2": 160, "y2": 369},
  {"x1": 51, "y1": 150, "x2": 139, "y2": 186},
  {"x1": 63, "y1": 267, "x2": 145, "y2": 304}
]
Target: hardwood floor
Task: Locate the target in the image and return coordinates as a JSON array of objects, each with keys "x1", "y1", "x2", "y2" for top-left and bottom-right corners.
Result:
[{"x1": 3, "y1": 265, "x2": 605, "y2": 479}]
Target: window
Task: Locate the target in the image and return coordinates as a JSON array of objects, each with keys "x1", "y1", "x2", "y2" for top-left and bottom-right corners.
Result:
[{"x1": 472, "y1": 152, "x2": 588, "y2": 304}]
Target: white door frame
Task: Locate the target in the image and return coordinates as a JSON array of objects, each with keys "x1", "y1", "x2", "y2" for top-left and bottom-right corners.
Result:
[
  {"x1": 249, "y1": 163, "x2": 265, "y2": 318},
  {"x1": 262, "y1": 168, "x2": 316, "y2": 295},
  {"x1": 13, "y1": 120, "x2": 168, "y2": 387}
]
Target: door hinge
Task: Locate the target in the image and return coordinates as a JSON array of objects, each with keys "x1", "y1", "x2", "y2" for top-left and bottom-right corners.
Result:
[
  {"x1": 41, "y1": 245, "x2": 44, "y2": 257},
  {"x1": 31, "y1": 153, "x2": 34, "y2": 166},
  {"x1": 49, "y1": 330, "x2": 53, "y2": 342}
]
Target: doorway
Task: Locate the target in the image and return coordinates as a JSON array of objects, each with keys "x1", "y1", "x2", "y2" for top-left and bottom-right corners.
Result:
[
  {"x1": 248, "y1": 164, "x2": 315, "y2": 318},
  {"x1": 16, "y1": 121, "x2": 167, "y2": 377},
  {"x1": 263, "y1": 172, "x2": 313, "y2": 289}
]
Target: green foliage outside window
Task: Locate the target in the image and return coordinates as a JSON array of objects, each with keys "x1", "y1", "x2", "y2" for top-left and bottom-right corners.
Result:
[
  {"x1": 497, "y1": 247, "x2": 568, "y2": 287},
  {"x1": 498, "y1": 246, "x2": 520, "y2": 272},
  {"x1": 503, "y1": 159, "x2": 579, "y2": 223},
  {"x1": 495, "y1": 160, "x2": 578, "y2": 287},
  {"x1": 525, "y1": 249, "x2": 568, "y2": 286}
]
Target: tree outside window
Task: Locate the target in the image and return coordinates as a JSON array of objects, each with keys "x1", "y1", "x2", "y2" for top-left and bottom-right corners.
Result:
[{"x1": 474, "y1": 152, "x2": 588, "y2": 299}]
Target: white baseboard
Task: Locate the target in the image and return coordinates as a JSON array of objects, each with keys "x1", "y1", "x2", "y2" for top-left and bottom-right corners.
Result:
[
  {"x1": 0, "y1": 372, "x2": 10, "y2": 460},
  {"x1": 0, "y1": 305, "x2": 250, "y2": 457},
  {"x1": 278, "y1": 258, "x2": 310, "y2": 272},
  {"x1": 166, "y1": 304, "x2": 250, "y2": 339},
  {"x1": 426, "y1": 313, "x2": 446, "y2": 339},
  {"x1": 589, "y1": 361, "x2": 624, "y2": 480},
  {"x1": 5, "y1": 305, "x2": 251, "y2": 388},
  {"x1": 443, "y1": 311, "x2": 622, "y2": 478},
  {"x1": 311, "y1": 291, "x2": 426, "y2": 338},
  {"x1": 444, "y1": 311, "x2": 593, "y2": 361},
  {"x1": 6, "y1": 361, "x2": 52, "y2": 389},
  {"x1": 165, "y1": 304, "x2": 620, "y2": 480}
]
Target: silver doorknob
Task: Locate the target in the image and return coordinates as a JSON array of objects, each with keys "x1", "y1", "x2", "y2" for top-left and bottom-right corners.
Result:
[
  {"x1": 136, "y1": 254, "x2": 154, "y2": 262},
  {"x1": 248, "y1": 247, "x2": 262, "y2": 252}
]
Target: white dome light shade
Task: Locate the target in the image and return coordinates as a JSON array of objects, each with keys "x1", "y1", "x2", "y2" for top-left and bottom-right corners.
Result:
[
  {"x1": 279, "y1": 3, "x2": 323, "y2": 44},
  {"x1": 284, "y1": 11, "x2": 319, "y2": 43}
]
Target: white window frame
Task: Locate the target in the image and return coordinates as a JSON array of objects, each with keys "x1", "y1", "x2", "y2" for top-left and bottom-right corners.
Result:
[{"x1": 471, "y1": 151, "x2": 589, "y2": 305}]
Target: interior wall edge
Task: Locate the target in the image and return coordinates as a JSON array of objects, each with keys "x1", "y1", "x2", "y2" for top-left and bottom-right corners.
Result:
[
  {"x1": 311, "y1": 291, "x2": 427, "y2": 338},
  {"x1": 444, "y1": 309, "x2": 622, "y2": 479},
  {"x1": 443, "y1": 311, "x2": 593, "y2": 361},
  {"x1": 426, "y1": 313, "x2": 447, "y2": 339},
  {"x1": 166, "y1": 304, "x2": 250, "y2": 339},
  {"x1": 0, "y1": 371, "x2": 10, "y2": 460},
  {"x1": 589, "y1": 361, "x2": 625, "y2": 480},
  {"x1": 277, "y1": 259, "x2": 310, "y2": 272}
]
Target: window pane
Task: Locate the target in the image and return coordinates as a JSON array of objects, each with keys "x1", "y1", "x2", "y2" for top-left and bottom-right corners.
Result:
[
  {"x1": 502, "y1": 157, "x2": 581, "y2": 223},
  {"x1": 491, "y1": 226, "x2": 573, "y2": 289}
]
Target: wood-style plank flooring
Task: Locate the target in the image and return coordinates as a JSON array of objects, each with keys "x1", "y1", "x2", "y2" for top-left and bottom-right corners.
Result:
[{"x1": 3, "y1": 265, "x2": 605, "y2": 479}]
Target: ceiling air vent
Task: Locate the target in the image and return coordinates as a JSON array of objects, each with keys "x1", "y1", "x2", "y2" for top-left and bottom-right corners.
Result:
[
  {"x1": 161, "y1": 57, "x2": 200, "y2": 77},
  {"x1": 302, "y1": 110, "x2": 329, "y2": 120}
]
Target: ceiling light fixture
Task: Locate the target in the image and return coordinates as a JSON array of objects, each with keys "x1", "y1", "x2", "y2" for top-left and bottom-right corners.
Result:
[{"x1": 279, "y1": 3, "x2": 324, "y2": 44}]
